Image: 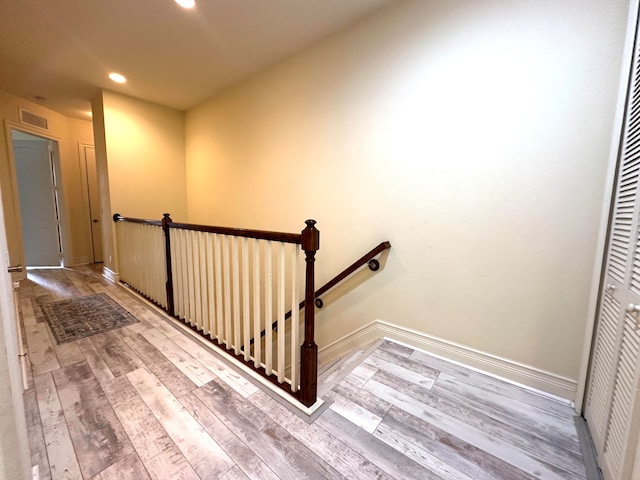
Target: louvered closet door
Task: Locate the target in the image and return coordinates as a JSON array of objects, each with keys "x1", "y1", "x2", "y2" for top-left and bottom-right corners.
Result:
[{"x1": 584, "y1": 23, "x2": 640, "y2": 480}]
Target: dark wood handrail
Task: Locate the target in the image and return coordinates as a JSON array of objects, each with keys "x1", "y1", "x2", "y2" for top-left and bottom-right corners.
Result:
[
  {"x1": 258, "y1": 241, "x2": 390, "y2": 337},
  {"x1": 168, "y1": 221, "x2": 302, "y2": 244},
  {"x1": 312, "y1": 241, "x2": 391, "y2": 303},
  {"x1": 114, "y1": 214, "x2": 302, "y2": 244}
]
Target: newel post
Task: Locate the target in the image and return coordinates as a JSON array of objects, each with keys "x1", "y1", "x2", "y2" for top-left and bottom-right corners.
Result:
[
  {"x1": 162, "y1": 213, "x2": 175, "y2": 316},
  {"x1": 300, "y1": 219, "x2": 319, "y2": 407}
]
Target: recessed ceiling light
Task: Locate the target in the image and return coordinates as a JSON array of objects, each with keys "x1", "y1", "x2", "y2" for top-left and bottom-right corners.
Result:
[
  {"x1": 175, "y1": 0, "x2": 195, "y2": 8},
  {"x1": 108, "y1": 72, "x2": 127, "y2": 84}
]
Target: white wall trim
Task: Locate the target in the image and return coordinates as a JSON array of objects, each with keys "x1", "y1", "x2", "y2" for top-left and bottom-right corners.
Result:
[
  {"x1": 319, "y1": 319, "x2": 577, "y2": 402},
  {"x1": 102, "y1": 266, "x2": 119, "y2": 283}
]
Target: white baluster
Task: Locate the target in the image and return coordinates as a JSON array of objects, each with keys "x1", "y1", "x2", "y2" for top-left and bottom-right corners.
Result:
[
  {"x1": 214, "y1": 234, "x2": 224, "y2": 343},
  {"x1": 205, "y1": 233, "x2": 215, "y2": 336},
  {"x1": 180, "y1": 229, "x2": 189, "y2": 320},
  {"x1": 187, "y1": 231, "x2": 197, "y2": 327},
  {"x1": 277, "y1": 242, "x2": 285, "y2": 383},
  {"x1": 290, "y1": 245, "x2": 300, "y2": 391},
  {"x1": 151, "y1": 226, "x2": 158, "y2": 302},
  {"x1": 265, "y1": 241, "x2": 273, "y2": 375},
  {"x1": 223, "y1": 235, "x2": 232, "y2": 348},
  {"x1": 253, "y1": 238, "x2": 262, "y2": 368},
  {"x1": 170, "y1": 229, "x2": 181, "y2": 316},
  {"x1": 161, "y1": 225, "x2": 168, "y2": 307},
  {"x1": 193, "y1": 231, "x2": 203, "y2": 330},
  {"x1": 232, "y1": 236, "x2": 241, "y2": 354},
  {"x1": 242, "y1": 237, "x2": 250, "y2": 361}
]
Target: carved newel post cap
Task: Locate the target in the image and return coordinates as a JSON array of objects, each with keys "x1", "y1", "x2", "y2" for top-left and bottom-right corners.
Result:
[
  {"x1": 162, "y1": 213, "x2": 172, "y2": 229},
  {"x1": 302, "y1": 219, "x2": 319, "y2": 251}
]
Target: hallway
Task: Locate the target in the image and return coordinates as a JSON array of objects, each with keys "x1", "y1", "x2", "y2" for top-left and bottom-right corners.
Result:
[{"x1": 19, "y1": 266, "x2": 588, "y2": 479}]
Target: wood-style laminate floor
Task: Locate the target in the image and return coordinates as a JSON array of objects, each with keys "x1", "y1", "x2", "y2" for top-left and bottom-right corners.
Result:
[{"x1": 19, "y1": 265, "x2": 587, "y2": 480}]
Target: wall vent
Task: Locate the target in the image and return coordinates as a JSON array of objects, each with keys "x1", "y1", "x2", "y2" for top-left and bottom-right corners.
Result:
[{"x1": 19, "y1": 108, "x2": 49, "y2": 130}]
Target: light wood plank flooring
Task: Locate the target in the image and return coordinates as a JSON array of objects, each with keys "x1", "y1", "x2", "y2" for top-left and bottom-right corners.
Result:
[{"x1": 19, "y1": 265, "x2": 587, "y2": 479}]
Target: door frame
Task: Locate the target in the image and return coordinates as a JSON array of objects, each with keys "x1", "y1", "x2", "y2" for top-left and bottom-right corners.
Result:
[
  {"x1": 4, "y1": 121, "x2": 71, "y2": 276},
  {"x1": 78, "y1": 142, "x2": 101, "y2": 263},
  {"x1": 576, "y1": 0, "x2": 640, "y2": 414}
]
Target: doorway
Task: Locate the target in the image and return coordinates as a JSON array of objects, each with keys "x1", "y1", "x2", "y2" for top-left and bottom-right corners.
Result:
[
  {"x1": 81, "y1": 144, "x2": 103, "y2": 263},
  {"x1": 11, "y1": 129, "x2": 63, "y2": 267}
]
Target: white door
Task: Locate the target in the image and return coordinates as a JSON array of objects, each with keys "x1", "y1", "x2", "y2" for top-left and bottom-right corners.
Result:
[
  {"x1": 584, "y1": 13, "x2": 640, "y2": 479},
  {"x1": 13, "y1": 132, "x2": 62, "y2": 267},
  {"x1": 83, "y1": 145, "x2": 103, "y2": 262}
]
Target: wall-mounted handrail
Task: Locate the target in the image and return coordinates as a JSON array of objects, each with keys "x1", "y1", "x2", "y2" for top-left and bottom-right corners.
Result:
[
  {"x1": 260, "y1": 241, "x2": 390, "y2": 335},
  {"x1": 113, "y1": 213, "x2": 162, "y2": 226},
  {"x1": 310, "y1": 241, "x2": 391, "y2": 309}
]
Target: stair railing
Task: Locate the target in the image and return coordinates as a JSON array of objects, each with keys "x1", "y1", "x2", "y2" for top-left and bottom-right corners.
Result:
[{"x1": 113, "y1": 213, "x2": 320, "y2": 407}]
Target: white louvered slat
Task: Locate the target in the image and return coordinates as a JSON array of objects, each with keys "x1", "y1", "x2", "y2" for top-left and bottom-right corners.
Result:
[
  {"x1": 586, "y1": 293, "x2": 621, "y2": 442},
  {"x1": 608, "y1": 165, "x2": 638, "y2": 284},
  {"x1": 603, "y1": 315, "x2": 640, "y2": 477}
]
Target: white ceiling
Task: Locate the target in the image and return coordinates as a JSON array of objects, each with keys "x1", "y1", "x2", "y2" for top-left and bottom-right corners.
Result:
[{"x1": 0, "y1": 0, "x2": 395, "y2": 119}]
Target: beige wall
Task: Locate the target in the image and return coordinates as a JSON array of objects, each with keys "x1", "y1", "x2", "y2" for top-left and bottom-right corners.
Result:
[
  {"x1": 185, "y1": 0, "x2": 630, "y2": 384},
  {"x1": 101, "y1": 90, "x2": 187, "y2": 220},
  {"x1": 93, "y1": 90, "x2": 187, "y2": 273},
  {"x1": 0, "y1": 90, "x2": 94, "y2": 272}
]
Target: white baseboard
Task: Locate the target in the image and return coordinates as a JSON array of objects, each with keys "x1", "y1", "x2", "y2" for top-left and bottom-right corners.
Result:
[
  {"x1": 318, "y1": 319, "x2": 577, "y2": 402},
  {"x1": 319, "y1": 321, "x2": 382, "y2": 365},
  {"x1": 102, "y1": 267, "x2": 119, "y2": 283}
]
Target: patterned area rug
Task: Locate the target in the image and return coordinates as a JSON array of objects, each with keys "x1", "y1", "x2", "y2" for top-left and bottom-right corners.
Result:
[{"x1": 41, "y1": 293, "x2": 139, "y2": 344}]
